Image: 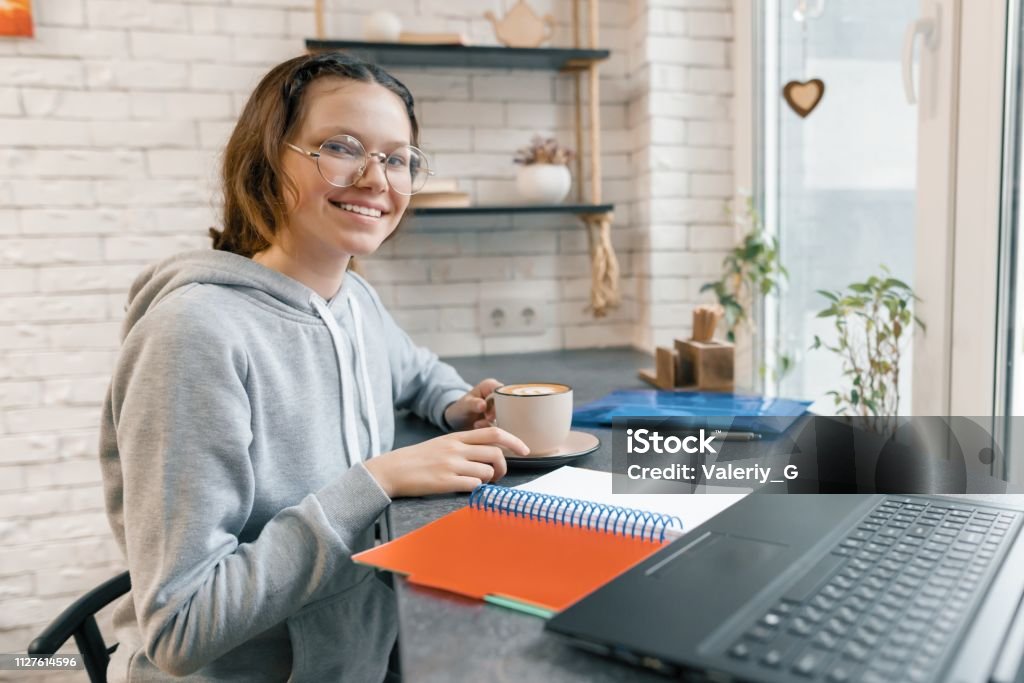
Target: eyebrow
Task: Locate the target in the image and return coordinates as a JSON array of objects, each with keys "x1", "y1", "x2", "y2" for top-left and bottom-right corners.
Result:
[{"x1": 310, "y1": 126, "x2": 410, "y2": 149}]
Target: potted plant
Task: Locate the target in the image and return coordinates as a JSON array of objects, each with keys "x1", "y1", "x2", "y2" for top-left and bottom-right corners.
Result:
[
  {"x1": 514, "y1": 135, "x2": 574, "y2": 204},
  {"x1": 811, "y1": 266, "x2": 924, "y2": 428},
  {"x1": 700, "y1": 196, "x2": 792, "y2": 382},
  {"x1": 810, "y1": 273, "x2": 958, "y2": 493}
]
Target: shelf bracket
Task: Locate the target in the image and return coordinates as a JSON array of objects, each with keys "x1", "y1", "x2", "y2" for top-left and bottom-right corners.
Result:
[
  {"x1": 314, "y1": 0, "x2": 324, "y2": 40},
  {"x1": 577, "y1": 0, "x2": 620, "y2": 319}
]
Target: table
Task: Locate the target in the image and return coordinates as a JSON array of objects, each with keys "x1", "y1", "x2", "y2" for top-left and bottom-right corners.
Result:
[
  {"x1": 385, "y1": 347, "x2": 1024, "y2": 682},
  {"x1": 388, "y1": 347, "x2": 660, "y2": 682}
]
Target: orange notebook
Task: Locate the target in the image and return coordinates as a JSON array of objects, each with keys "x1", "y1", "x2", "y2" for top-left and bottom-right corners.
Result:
[{"x1": 353, "y1": 485, "x2": 684, "y2": 617}]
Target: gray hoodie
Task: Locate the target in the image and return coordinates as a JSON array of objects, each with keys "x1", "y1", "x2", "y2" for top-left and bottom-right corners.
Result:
[{"x1": 98, "y1": 249, "x2": 470, "y2": 682}]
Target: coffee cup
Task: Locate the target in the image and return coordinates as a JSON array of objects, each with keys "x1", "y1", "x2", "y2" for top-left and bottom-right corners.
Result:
[{"x1": 485, "y1": 383, "x2": 573, "y2": 456}]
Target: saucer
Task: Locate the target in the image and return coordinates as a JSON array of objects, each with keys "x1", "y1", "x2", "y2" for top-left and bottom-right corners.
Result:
[{"x1": 504, "y1": 431, "x2": 600, "y2": 469}]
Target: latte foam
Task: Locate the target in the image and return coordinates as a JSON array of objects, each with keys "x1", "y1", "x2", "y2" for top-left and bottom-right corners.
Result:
[{"x1": 499, "y1": 383, "x2": 570, "y2": 397}]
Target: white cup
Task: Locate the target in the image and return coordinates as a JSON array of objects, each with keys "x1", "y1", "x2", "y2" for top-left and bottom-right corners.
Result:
[{"x1": 486, "y1": 383, "x2": 573, "y2": 456}]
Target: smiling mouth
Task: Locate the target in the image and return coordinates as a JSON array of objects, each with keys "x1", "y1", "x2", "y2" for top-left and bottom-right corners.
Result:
[{"x1": 328, "y1": 200, "x2": 385, "y2": 218}]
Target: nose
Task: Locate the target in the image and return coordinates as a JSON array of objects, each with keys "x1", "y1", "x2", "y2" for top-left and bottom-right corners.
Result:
[{"x1": 354, "y1": 154, "x2": 388, "y2": 193}]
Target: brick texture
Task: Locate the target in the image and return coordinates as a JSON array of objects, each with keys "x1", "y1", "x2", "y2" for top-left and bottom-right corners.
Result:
[
  {"x1": 628, "y1": 0, "x2": 733, "y2": 351},
  {"x1": 0, "y1": 0, "x2": 733, "y2": 672}
]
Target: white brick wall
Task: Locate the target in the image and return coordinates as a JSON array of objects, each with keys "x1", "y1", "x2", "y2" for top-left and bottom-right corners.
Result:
[
  {"x1": 628, "y1": 0, "x2": 733, "y2": 351},
  {"x1": 0, "y1": 0, "x2": 734, "y2": 673}
]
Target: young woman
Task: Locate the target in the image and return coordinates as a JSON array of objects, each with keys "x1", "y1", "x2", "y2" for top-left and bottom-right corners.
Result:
[{"x1": 98, "y1": 52, "x2": 529, "y2": 682}]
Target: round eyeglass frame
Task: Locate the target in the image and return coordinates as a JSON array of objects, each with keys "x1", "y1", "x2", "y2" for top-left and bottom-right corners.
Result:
[{"x1": 286, "y1": 134, "x2": 435, "y2": 196}]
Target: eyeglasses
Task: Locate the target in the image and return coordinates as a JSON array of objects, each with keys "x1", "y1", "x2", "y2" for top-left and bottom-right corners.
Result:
[{"x1": 286, "y1": 135, "x2": 434, "y2": 196}]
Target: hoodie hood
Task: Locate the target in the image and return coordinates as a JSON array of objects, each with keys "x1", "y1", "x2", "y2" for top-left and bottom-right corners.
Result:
[
  {"x1": 122, "y1": 249, "x2": 344, "y2": 340},
  {"x1": 123, "y1": 248, "x2": 377, "y2": 464}
]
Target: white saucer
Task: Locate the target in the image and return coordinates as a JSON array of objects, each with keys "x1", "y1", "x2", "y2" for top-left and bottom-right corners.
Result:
[{"x1": 503, "y1": 431, "x2": 600, "y2": 469}]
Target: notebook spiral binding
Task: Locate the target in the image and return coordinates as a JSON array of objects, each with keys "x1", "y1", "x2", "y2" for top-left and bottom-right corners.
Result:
[{"x1": 468, "y1": 485, "x2": 683, "y2": 542}]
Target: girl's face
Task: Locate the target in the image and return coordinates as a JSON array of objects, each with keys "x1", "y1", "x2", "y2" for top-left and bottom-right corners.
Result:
[{"x1": 280, "y1": 77, "x2": 413, "y2": 261}]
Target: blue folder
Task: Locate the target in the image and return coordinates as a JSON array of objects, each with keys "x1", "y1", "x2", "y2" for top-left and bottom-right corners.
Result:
[{"x1": 571, "y1": 389, "x2": 812, "y2": 434}]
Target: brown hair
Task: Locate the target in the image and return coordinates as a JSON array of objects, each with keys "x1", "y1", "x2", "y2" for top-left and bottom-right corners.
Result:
[{"x1": 209, "y1": 52, "x2": 420, "y2": 256}]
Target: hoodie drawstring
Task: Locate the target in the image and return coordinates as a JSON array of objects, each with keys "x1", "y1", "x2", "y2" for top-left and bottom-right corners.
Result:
[
  {"x1": 311, "y1": 294, "x2": 380, "y2": 467},
  {"x1": 347, "y1": 295, "x2": 381, "y2": 458}
]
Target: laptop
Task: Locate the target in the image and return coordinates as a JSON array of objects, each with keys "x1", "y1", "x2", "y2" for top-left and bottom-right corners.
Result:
[{"x1": 545, "y1": 494, "x2": 1024, "y2": 683}]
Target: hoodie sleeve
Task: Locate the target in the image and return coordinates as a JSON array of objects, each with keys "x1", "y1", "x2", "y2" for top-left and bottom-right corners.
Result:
[
  {"x1": 353, "y1": 275, "x2": 470, "y2": 430},
  {"x1": 107, "y1": 291, "x2": 391, "y2": 676}
]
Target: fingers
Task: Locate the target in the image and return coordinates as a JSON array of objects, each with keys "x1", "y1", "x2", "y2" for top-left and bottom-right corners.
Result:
[
  {"x1": 463, "y1": 444, "x2": 508, "y2": 481},
  {"x1": 473, "y1": 378, "x2": 503, "y2": 398},
  {"x1": 455, "y1": 426, "x2": 510, "y2": 444},
  {"x1": 472, "y1": 418, "x2": 491, "y2": 430},
  {"x1": 454, "y1": 459, "x2": 497, "y2": 484},
  {"x1": 452, "y1": 475, "x2": 485, "y2": 492},
  {"x1": 442, "y1": 437, "x2": 508, "y2": 482},
  {"x1": 455, "y1": 426, "x2": 529, "y2": 456},
  {"x1": 491, "y1": 453, "x2": 508, "y2": 481}
]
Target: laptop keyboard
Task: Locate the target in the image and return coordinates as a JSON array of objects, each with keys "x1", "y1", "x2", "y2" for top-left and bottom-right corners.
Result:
[{"x1": 726, "y1": 497, "x2": 1021, "y2": 683}]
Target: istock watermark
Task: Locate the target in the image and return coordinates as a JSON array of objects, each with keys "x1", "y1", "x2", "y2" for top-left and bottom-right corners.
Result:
[
  {"x1": 626, "y1": 428, "x2": 718, "y2": 455},
  {"x1": 610, "y1": 416, "x2": 1024, "y2": 495}
]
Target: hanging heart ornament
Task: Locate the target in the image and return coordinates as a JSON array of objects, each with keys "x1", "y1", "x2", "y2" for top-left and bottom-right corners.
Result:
[{"x1": 783, "y1": 78, "x2": 825, "y2": 118}]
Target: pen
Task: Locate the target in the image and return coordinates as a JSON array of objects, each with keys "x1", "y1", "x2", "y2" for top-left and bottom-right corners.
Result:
[{"x1": 712, "y1": 430, "x2": 761, "y2": 441}]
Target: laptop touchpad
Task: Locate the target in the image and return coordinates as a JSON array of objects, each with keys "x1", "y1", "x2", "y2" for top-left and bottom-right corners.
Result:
[{"x1": 649, "y1": 532, "x2": 788, "y2": 582}]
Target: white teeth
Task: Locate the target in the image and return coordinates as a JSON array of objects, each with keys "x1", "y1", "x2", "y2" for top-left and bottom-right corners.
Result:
[{"x1": 337, "y1": 202, "x2": 382, "y2": 218}]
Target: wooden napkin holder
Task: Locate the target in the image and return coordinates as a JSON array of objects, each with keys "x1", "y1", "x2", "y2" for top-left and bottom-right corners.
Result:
[
  {"x1": 638, "y1": 305, "x2": 735, "y2": 392},
  {"x1": 675, "y1": 338, "x2": 734, "y2": 391}
]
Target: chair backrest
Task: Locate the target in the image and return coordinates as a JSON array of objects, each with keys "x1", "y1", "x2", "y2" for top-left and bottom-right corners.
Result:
[{"x1": 28, "y1": 571, "x2": 131, "y2": 683}]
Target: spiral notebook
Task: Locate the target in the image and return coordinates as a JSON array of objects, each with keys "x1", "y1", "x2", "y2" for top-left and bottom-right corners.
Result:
[{"x1": 353, "y1": 483, "x2": 686, "y2": 618}]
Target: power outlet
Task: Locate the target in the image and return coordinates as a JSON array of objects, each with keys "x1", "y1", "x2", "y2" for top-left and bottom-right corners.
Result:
[{"x1": 478, "y1": 298, "x2": 548, "y2": 337}]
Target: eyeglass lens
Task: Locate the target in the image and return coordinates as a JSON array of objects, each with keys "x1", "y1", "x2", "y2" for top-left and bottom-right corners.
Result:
[{"x1": 317, "y1": 135, "x2": 429, "y2": 195}]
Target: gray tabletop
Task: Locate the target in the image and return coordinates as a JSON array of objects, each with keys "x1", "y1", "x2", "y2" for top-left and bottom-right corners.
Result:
[
  {"x1": 385, "y1": 347, "x2": 1024, "y2": 682},
  {"x1": 388, "y1": 347, "x2": 661, "y2": 682}
]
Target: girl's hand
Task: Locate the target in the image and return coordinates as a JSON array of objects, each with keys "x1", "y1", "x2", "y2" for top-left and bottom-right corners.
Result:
[
  {"x1": 443, "y1": 378, "x2": 503, "y2": 430},
  {"x1": 364, "y1": 427, "x2": 529, "y2": 498}
]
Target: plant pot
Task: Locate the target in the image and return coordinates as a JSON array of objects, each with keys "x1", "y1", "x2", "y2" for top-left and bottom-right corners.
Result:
[
  {"x1": 516, "y1": 164, "x2": 571, "y2": 204},
  {"x1": 362, "y1": 11, "x2": 401, "y2": 42},
  {"x1": 786, "y1": 416, "x2": 973, "y2": 494}
]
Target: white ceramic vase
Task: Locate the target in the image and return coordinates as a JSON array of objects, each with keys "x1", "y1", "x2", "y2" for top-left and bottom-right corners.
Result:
[
  {"x1": 362, "y1": 11, "x2": 401, "y2": 42},
  {"x1": 516, "y1": 164, "x2": 572, "y2": 204}
]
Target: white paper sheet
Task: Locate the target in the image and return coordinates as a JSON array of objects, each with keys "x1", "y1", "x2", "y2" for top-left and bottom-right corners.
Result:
[{"x1": 515, "y1": 466, "x2": 749, "y2": 536}]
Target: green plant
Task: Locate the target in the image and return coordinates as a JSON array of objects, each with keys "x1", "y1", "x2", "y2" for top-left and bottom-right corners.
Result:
[
  {"x1": 700, "y1": 198, "x2": 787, "y2": 341},
  {"x1": 700, "y1": 197, "x2": 791, "y2": 380},
  {"x1": 811, "y1": 267, "x2": 924, "y2": 419}
]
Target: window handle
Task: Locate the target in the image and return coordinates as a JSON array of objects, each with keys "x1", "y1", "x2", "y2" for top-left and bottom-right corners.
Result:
[{"x1": 903, "y1": 4, "x2": 941, "y2": 105}]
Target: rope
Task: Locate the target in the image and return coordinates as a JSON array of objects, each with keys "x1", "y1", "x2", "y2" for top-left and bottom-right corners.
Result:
[{"x1": 582, "y1": 213, "x2": 620, "y2": 317}]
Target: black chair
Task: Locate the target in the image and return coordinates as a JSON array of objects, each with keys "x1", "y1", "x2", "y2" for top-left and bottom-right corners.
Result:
[{"x1": 28, "y1": 571, "x2": 131, "y2": 683}]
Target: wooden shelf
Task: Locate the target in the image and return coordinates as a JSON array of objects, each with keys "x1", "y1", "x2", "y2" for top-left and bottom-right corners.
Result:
[
  {"x1": 305, "y1": 40, "x2": 610, "y2": 71},
  {"x1": 305, "y1": 1, "x2": 620, "y2": 315},
  {"x1": 410, "y1": 203, "x2": 613, "y2": 216}
]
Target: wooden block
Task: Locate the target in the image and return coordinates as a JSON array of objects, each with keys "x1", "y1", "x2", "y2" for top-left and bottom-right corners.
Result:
[
  {"x1": 409, "y1": 192, "x2": 471, "y2": 208},
  {"x1": 638, "y1": 368, "x2": 659, "y2": 388},
  {"x1": 655, "y1": 346, "x2": 677, "y2": 390},
  {"x1": 399, "y1": 31, "x2": 469, "y2": 45},
  {"x1": 675, "y1": 339, "x2": 734, "y2": 392},
  {"x1": 674, "y1": 338, "x2": 695, "y2": 387}
]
